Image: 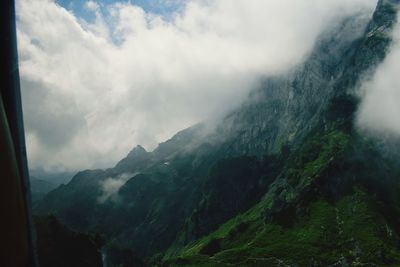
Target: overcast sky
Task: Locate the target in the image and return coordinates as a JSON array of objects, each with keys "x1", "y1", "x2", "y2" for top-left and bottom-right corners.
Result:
[{"x1": 16, "y1": 0, "x2": 377, "y2": 172}]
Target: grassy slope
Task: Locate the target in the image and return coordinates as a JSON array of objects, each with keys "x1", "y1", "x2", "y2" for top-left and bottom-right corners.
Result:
[
  {"x1": 162, "y1": 130, "x2": 400, "y2": 267},
  {"x1": 166, "y1": 193, "x2": 400, "y2": 266}
]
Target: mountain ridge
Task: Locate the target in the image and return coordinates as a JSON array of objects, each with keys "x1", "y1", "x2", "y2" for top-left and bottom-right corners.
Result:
[{"x1": 34, "y1": 1, "x2": 400, "y2": 266}]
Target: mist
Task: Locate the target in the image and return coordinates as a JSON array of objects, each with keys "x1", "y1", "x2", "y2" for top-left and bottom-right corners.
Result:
[
  {"x1": 16, "y1": 0, "x2": 377, "y2": 172},
  {"x1": 356, "y1": 17, "x2": 400, "y2": 137},
  {"x1": 98, "y1": 172, "x2": 135, "y2": 203}
]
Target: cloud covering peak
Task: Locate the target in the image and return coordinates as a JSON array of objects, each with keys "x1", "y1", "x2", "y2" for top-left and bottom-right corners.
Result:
[{"x1": 17, "y1": 0, "x2": 377, "y2": 172}]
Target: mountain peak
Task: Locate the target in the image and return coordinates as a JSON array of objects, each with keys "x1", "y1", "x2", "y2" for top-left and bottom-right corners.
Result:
[
  {"x1": 128, "y1": 145, "x2": 147, "y2": 157},
  {"x1": 112, "y1": 144, "x2": 151, "y2": 173}
]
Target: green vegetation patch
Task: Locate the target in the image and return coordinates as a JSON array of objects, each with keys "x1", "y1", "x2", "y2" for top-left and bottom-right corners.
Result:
[
  {"x1": 287, "y1": 130, "x2": 351, "y2": 187},
  {"x1": 166, "y1": 188, "x2": 400, "y2": 267}
]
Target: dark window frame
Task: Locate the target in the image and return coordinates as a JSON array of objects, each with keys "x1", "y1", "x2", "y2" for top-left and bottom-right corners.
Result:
[{"x1": 0, "y1": 0, "x2": 37, "y2": 266}]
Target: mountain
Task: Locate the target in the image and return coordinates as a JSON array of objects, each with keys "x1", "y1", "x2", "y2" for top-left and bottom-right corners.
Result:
[
  {"x1": 29, "y1": 169, "x2": 75, "y2": 184},
  {"x1": 29, "y1": 169, "x2": 75, "y2": 203},
  {"x1": 30, "y1": 176, "x2": 58, "y2": 202},
  {"x1": 34, "y1": 1, "x2": 400, "y2": 266},
  {"x1": 30, "y1": 177, "x2": 57, "y2": 194}
]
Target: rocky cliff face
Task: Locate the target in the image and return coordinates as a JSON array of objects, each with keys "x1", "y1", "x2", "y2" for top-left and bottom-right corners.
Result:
[
  {"x1": 35, "y1": 1, "x2": 400, "y2": 266},
  {"x1": 212, "y1": 12, "x2": 371, "y2": 157}
]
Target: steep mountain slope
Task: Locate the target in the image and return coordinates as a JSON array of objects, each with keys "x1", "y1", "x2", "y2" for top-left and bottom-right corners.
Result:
[
  {"x1": 30, "y1": 176, "x2": 58, "y2": 202},
  {"x1": 34, "y1": 1, "x2": 400, "y2": 266}
]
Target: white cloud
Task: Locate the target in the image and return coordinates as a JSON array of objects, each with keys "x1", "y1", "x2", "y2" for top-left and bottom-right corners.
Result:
[
  {"x1": 85, "y1": 1, "x2": 100, "y2": 12},
  {"x1": 98, "y1": 172, "x2": 135, "y2": 203},
  {"x1": 16, "y1": 0, "x2": 377, "y2": 172},
  {"x1": 356, "y1": 18, "x2": 400, "y2": 136}
]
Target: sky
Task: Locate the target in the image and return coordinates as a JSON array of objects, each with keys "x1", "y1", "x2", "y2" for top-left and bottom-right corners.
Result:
[
  {"x1": 55, "y1": 0, "x2": 186, "y2": 19},
  {"x1": 16, "y1": 0, "x2": 378, "y2": 173}
]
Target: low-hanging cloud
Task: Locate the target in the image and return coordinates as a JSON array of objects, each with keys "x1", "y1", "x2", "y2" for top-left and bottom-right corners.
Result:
[
  {"x1": 356, "y1": 18, "x2": 400, "y2": 136},
  {"x1": 16, "y1": 0, "x2": 377, "y2": 172},
  {"x1": 98, "y1": 172, "x2": 135, "y2": 203}
]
